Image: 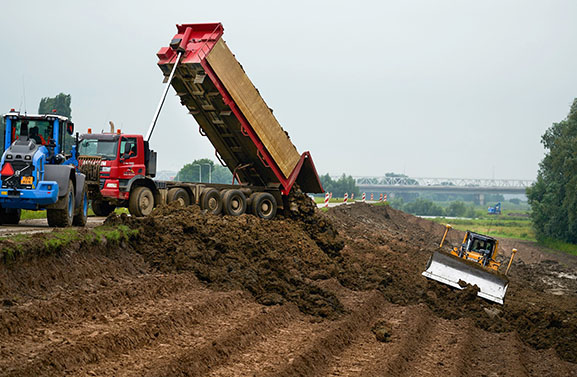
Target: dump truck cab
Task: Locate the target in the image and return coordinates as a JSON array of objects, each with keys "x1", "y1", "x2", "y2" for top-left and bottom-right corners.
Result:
[
  {"x1": 78, "y1": 131, "x2": 157, "y2": 210},
  {"x1": 0, "y1": 110, "x2": 88, "y2": 227}
]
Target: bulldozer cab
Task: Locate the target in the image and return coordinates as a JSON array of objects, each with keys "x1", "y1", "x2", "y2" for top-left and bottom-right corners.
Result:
[
  {"x1": 464, "y1": 233, "x2": 495, "y2": 253},
  {"x1": 459, "y1": 232, "x2": 499, "y2": 269}
]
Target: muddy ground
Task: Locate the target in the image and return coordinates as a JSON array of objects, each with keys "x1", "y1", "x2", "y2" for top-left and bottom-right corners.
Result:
[{"x1": 0, "y1": 195, "x2": 576, "y2": 376}]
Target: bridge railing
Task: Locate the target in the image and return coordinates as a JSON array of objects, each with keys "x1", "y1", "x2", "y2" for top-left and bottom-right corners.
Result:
[{"x1": 349, "y1": 176, "x2": 534, "y2": 188}]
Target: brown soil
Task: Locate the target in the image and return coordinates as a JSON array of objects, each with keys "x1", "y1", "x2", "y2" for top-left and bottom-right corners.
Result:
[{"x1": 0, "y1": 196, "x2": 576, "y2": 376}]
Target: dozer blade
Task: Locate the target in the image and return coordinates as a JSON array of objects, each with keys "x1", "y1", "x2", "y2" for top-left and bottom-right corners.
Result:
[{"x1": 422, "y1": 251, "x2": 509, "y2": 305}]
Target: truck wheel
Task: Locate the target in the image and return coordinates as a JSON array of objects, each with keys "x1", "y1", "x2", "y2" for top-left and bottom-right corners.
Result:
[
  {"x1": 167, "y1": 188, "x2": 191, "y2": 206},
  {"x1": 73, "y1": 184, "x2": 88, "y2": 226},
  {"x1": 251, "y1": 192, "x2": 277, "y2": 220},
  {"x1": 222, "y1": 189, "x2": 247, "y2": 216},
  {"x1": 129, "y1": 186, "x2": 155, "y2": 217},
  {"x1": 200, "y1": 188, "x2": 222, "y2": 215},
  {"x1": 91, "y1": 200, "x2": 115, "y2": 217},
  {"x1": 0, "y1": 208, "x2": 21, "y2": 225},
  {"x1": 47, "y1": 180, "x2": 75, "y2": 227}
]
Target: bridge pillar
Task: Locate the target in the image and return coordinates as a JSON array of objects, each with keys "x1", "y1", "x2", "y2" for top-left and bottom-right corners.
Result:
[{"x1": 478, "y1": 193, "x2": 485, "y2": 206}]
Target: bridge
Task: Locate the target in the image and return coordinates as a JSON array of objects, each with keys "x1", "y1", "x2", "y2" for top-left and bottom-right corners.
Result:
[
  {"x1": 351, "y1": 176, "x2": 533, "y2": 204},
  {"x1": 354, "y1": 177, "x2": 533, "y2": 193}
]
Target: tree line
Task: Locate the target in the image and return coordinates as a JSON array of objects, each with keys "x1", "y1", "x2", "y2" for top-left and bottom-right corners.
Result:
[
  {"x1": 388, "y1": 198, "x2": 478, "y2": 218},
  {"x1": 527, "y1": 98, "x2": 577, "y2": 244}
]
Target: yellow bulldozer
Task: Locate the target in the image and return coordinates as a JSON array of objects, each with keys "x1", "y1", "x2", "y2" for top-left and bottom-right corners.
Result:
[{"x1": 422, "y1": 225, "x2": 517, "y2": 304}]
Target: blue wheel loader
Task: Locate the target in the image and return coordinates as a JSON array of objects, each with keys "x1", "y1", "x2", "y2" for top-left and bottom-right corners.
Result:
[{"x1": 0, "y1": 110, "x2": 88, "y2": 227}]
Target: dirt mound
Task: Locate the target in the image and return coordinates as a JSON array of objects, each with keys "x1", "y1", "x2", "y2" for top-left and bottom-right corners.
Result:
[{"x1": 105, "y1": 199, "x2": 346, "y2": 318}]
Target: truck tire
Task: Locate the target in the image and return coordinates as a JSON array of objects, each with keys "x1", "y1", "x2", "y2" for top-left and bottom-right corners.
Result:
[
  {"x1": 0, "y1": 208, "x2": 21, "y2": 225},
  {"x1": 200, "y1": 188, "x2": 222, "y2": 215},
  {"x1": 129, "y1": 186, "x2": 155, "y2": 217},
  {"x1": 91, "y1": 200, "x2": 115, "y2": 217},
  {"x1": 167, "y1": 188, "x2": 191, "y2": 207},
  {"x1": 222, "y1": 189, "x2": 247, "y2": 216},
  {"x1": 47, "y1": 180, "x2": 75, "y2": 227},
  {"x1": 251, "y1": 192, "x2": 277, "y2": 220},
  {"x1": 73, "y1": 184, "x2": 88, "y2": 226}
]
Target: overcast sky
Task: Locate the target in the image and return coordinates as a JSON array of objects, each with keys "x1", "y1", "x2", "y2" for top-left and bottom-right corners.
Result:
[{"x1": 1, "y1": 0, "x2": 576, "y2": 180}]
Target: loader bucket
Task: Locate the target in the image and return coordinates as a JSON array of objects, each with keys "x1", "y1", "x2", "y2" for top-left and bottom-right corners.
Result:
[{"x1": 422, "y1": 251, "x2": 509, "y2": 305}]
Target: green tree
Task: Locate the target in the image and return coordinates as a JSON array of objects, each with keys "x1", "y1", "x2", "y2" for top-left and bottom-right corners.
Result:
[
  {"x1": 38, "y1": 93, "x2": 72, "y2": 118},
  {"x1": 527, "y1": 98, "x2": 577, "y2": 243},
  {"x1": 177, "y1": 159, "x2": 232, "y2": 184},
  {"x1": 403, "y1": 198, "x2": 445, "y2": 216},
  {"x1": 212, "y1": 165, "x2": 233, "y2": 184},
  {"x1": 319, "y1": 173, "x2": 359, "y2": 197},
  {"x1": 446, "y1": 201, "x2": 467, "y2": 217}
]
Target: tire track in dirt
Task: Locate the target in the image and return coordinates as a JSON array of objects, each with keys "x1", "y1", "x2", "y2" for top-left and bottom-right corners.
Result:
[
  {"x1": 1, "y1": 289, "x2": 253, "y2": 377},
  {"x1": 205, "y1": 282, "x2": 379, "y2": 377},
  {"x1": 138, "y1": 303, "x2": 302, "y2": 377},
  {"x1": 322, "y1": 303, "x2": 405, "y2": 376},
  {"x1": 346, "y1": 304, "x2": 434, "y2": 377},
  {"x1": 205, "y1": 311, "x2": 322, "y2": 377},
  {"x1": 264, "y1": 291, "x2": 387, "y2": 377},
  {"x1": 394, "y1": 316, "x2": 473, "y2": 377},
  {"x1": 0, "y1": 272, "x2": 202, "y2": 338}
]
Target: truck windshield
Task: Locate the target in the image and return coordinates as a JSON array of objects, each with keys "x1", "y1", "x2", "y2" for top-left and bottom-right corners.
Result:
[{"x1": 79, "y1": 139, "x2": 118, "y2": 160}]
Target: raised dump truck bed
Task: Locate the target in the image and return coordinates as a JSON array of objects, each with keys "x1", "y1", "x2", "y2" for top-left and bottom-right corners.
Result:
[{"x1": 156, "y1": 23, "x2": 322, "y2": 195}]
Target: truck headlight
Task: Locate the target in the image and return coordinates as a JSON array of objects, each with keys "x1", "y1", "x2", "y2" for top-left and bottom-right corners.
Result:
[
  {"x1": 105, "y1": 181, "x2": 118, "y2": 188},
  {"x1": 101, "y1": 167, "x2": 111, "y2": 172}
]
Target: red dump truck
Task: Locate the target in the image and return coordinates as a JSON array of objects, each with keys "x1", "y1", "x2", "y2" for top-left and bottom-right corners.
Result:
[{"x1": 78, "y1": 23, "x2": 322, "y2": 219}]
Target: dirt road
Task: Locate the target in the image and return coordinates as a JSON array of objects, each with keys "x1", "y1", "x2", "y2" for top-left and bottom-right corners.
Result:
[
  {"x1": 0, "y1": 216, "x2": 105, "y2": 237},
  {"x1": 0, "y1": 199, "x2": 575, "y2": 376}
]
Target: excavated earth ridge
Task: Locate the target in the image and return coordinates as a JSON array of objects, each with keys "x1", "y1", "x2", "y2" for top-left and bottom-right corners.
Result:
[{"x1": 0, "y1": 193, "x2": 576, "y2": 376}]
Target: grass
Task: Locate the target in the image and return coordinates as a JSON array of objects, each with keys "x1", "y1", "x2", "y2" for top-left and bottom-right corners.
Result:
[
  {"x1": 20, "y1": 207, "x2": 129, "y2": 220},
  {"x1": 540, "y1": 238, "x2": 577, "y2": 256},
  {"x1": 430, "y1": 215, "x2": 536, "y2": 241},
  {"x1": 0, "y1": 224, "x2": 139, "y2": 262}
]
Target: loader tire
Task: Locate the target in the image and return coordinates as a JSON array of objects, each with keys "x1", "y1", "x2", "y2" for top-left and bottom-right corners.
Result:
[
  {"x1": 73, "y1": 184, "x2": 88, "y2": 226},
  {"x1": 222, "y1": 189, "x2": 247, "y2": 216},
  {"x1": 91, "y1": 199, "x2": 115, "y2": 217},
  {"x1": 167, "y1": 188, "x2": 191, "y2": 207},
  {"x1": 251, "y1": 192, "x2": 277, "y2": 220},
  {"x1": 129, "y1": 186, "x2": 155, "y2": 217},
  {"x1": 0, "y1": 208, "x2": 21, "y2": 225},
  {"x1": 47, "y1": 180, "x2": 75, "y2": 227}
]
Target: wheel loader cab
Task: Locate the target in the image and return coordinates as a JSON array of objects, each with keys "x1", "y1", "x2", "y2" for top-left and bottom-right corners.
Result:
[{"x1": 2, "y1": 114, "x2": 75, "y2": 158}]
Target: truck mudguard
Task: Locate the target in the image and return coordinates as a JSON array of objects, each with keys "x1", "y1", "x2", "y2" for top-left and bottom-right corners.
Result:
[
  {"x1": 124, "y1": 175, "x2": 150, "y2": 193},
  {"x1": 44, "y1": 165, "x2": 75, "y2": 197}
]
